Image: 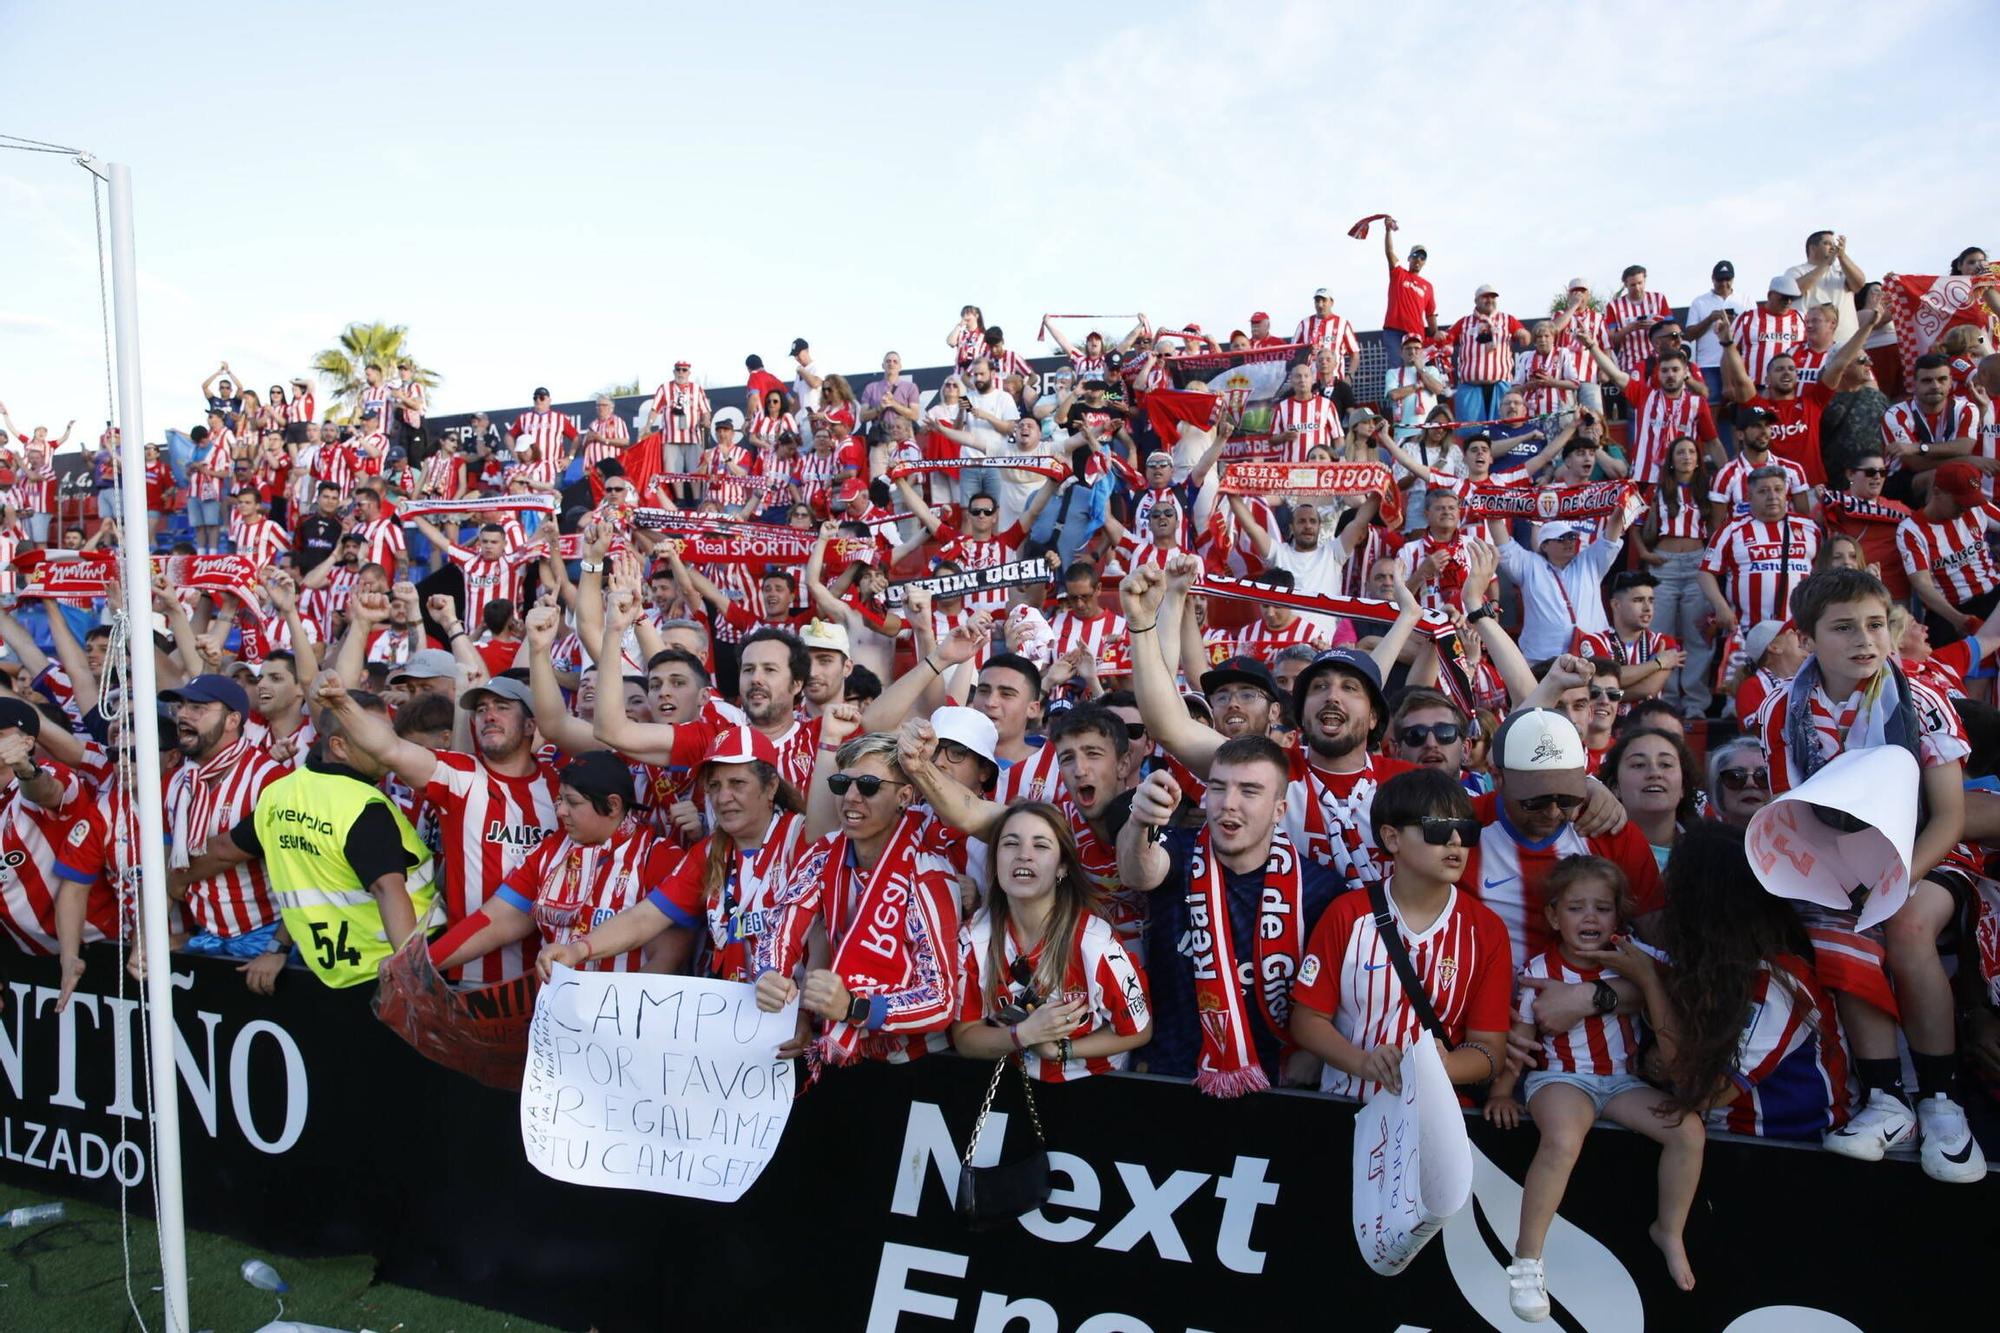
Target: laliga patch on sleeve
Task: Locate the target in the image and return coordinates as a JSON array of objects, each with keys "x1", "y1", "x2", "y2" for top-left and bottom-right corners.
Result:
[
  {"x1": 67, "y1": 821, "x2": 89, "y2": 848},
  {"x1": 1299, "y1": 953, "x2": 1321, "y2": 988}
]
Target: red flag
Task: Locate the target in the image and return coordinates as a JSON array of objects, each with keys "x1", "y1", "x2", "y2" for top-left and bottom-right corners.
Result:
[
  {"x1": 621, "y1": 430, "x2": 667, "y2": 499},
  {"x1": 1882, "y1": 270, "x2": 1999, "y2": 388},
  {"x1": 1346, "y1": 212, "x2": 1393, "y2": 240},
  {"x1": 1144, "y1": 388, "x2": 1221, "y2": 444}
]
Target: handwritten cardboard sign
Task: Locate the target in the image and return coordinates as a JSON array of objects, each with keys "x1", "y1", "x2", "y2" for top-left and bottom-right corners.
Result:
[
  {"x1": 1745, "y1": 745, "x2": 1919, "y2": 931},
  {"x1": 520, "y1": 967, "x2": 799, "y2": 1201},
  {"x1": 1351, "y1": 1038, "x2": 1472, "y2": 1276}
]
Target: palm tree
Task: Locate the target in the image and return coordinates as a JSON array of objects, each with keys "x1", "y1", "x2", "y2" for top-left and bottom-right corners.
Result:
[{"x1": 311, "y1": 322, "x2": 441, "y2": 422}]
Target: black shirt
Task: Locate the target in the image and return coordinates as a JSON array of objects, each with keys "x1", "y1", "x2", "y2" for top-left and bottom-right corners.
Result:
[
  {"x1": 230, "y1": 759, "x2": 418, "y2": 891},
  {"x1": 1139, "y1": 827, "x2": 1346, "y2": 1081},
  {"x1": 293, "y1": 515, "x2": 343, "y2": 572}
]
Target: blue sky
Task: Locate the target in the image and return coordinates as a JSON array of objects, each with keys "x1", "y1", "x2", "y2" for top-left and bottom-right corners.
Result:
[{"x1": 2, "y1": 0, "x2": 1995, "y2": 447}]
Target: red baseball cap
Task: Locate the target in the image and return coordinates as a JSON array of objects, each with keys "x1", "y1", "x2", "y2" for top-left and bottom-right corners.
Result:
[
  {"x1": 1249, "y1": 310, "x2": 1270, "y2": 323},
  {"x1": 692, "y1": 725, "x2": 780, "y2": 788},
  {"x1": 1936, "y1": 460, "x2": 1982, "y2": 502},
  {"x1": 835, "y1": 478, "x2": 867, "y2": 506}
]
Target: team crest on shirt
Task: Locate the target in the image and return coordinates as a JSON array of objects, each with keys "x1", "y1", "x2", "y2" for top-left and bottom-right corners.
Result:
[{"x1": 1435, "y1": 954, "x2": 1458, "y2": 989}]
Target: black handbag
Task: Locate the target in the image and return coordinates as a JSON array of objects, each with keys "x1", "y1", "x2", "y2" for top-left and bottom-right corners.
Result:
[{"x1": 956, "y1": 1054, "x2": 1051, "y2": 1230}]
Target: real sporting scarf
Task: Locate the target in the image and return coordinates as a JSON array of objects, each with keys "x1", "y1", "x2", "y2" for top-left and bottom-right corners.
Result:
[
  {"x1": 656, "y1": 531, "x2": 876, "y2": 567},
  {"x1": 1455, "y1": 479, "x2": 1635, "y2": 523},
  {"x1": 886, "y1": 456, "x2": 1068, "y2": 484},
  {"x1": 640, "y1": 471, "x2": 793, "y2": 493},
  {"x1": 884, "y1": 557, "x2": 1051, "y2": 608},
  {"x1": 1191, "y1": 575, "x2": 1476, "y2": 718},
  {"x1": 1219, "y1": 460, "x2": 1394, "y2": 499},
  {"x1": 16, "y1": 552, "x2": 264, "y2": 609},
  {"x1": 1817, "y1": 488, "x2": 1912, "y2": 527},
  {"x1": 819, "y1": 810, "x2": 929, "y2": 1067},
  {"x1": 1185, "y1": 825, "x2": 1306, "y2": 1098},
  {"x1": 1346, "y1": 213, "x2": 1393, "y2": 240},
  {"x1": 391, "y1": 494, "x2": 556, "y2": 521}
]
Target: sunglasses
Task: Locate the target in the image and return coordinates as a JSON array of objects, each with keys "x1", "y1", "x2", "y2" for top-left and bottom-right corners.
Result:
[
  {"x1": 826, "y1": 773, "x2": 909, "y2": 799},
  {"x1": 1718, "y1": 767, "x2": 1770, "y2": 792},
  {"x1": 1398, "y1": 723, "x2": 1462, "y2": 747},
  {"x1": 1123, "y1": 721, "x2": 1147, "y2": 740},
  {"x1": 1851, "y1": 467, "x2": 1887, "y2": 479},
  {"x1": 1588, "y1": 686, "x2": 1625, "y2": 702},
  {"x1": 1405, "y1": 816, "x2": 1481, "y2": 846},
  {"x1": 995, "y1": 956, "x2": 1043, "y2": 1023},
  {"x1": 966, "y1": 506, "x2": 997, "y2": 517},
  {"x1": 1516, "y1": 793, "x2": 1586, "y2": 814}
]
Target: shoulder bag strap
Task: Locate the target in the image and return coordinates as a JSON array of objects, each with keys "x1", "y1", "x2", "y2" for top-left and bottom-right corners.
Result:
[{"x1": 1366, "y1": 878, "x2": 1450, "y2": 1042}]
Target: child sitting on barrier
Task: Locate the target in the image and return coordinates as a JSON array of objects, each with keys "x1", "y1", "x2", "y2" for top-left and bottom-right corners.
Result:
[{"x1": 1484, "y1": 855, "x2": 1704, "y2": 1321}]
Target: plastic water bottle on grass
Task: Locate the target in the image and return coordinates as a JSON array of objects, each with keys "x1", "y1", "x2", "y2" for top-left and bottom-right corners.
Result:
[
  {"x1": 242, "y1": 1258, "x2": 291, "y2": 1292},
  {"x1": 1, "y1": 1202, "x2": 63, "y2": 1227}
]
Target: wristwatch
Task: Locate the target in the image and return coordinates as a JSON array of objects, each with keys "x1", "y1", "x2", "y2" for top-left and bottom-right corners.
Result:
[
  {"x1": 1465, "y1": 603, "x2": 1498, "y2": 624},
  {"x1": 1591, "y1": 979, "x2": 1619, "y2": 1015},
  {"x1": 845, "y1": 994, "x2": 871, "y2": 1026},
  {"x1": 1917, "y1": 441, "x2": 1931, "y2": 456},
  {"x1": 579, "y1": 559, "x2": 606, "y2": 574}
]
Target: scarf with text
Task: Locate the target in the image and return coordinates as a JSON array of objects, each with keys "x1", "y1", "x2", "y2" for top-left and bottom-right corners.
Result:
[
  {"x1": 816, "y1": 811, "x2": 930, "y2": 1067},
  {"x1": 1217, "y1": 460, "x2": 1405, "y2": 529},
  {"x1": 1816, "y1": 487, "x2": 1913, "y2": 527},
  {"x1": 391, "y1": 494, "x2": 556, "y2": 521},
  {"x1": 1185, "y1": 826, "x2": 1306, "y2": 1098},
  {"x1": 1455, "y1": 479, "x2": 1636, "y2": 523},
  {"x1": 885, "y1": 557, "x2": 1051, "y2": 608},
  {"x1": 15, "y1": 552, "x2": 264, "y2": 611},
  {"x1": 886, "y1": 456, "x2": 1069, "y2": 484},
  {"x1": 1191, "y1": 575, "x2": 1475, "y2": 716}
]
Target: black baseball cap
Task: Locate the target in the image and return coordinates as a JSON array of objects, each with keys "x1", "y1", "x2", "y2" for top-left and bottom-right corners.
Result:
[
  {"x1": 0, "y1": 696, "x2": 42, "y2": 737},
  {"x1": 532, "y1": 386, "x2": 551, "y2": 398},
  {"x1": 1737, "y1": 405, "x2": 1778, "y2": 427},
  {"x1": 1200, "y1": 655, "x2": 1280, "y2": 703},
  {"x1": 1713, "y1": 261, "x2": 1735, "y2": 280},
  {"x1": 789, "y1": 338, "x2": 810, "y2": 357},
  {"x1": 1294, "y1": 647, "x2": 1389, "y2": 746}
]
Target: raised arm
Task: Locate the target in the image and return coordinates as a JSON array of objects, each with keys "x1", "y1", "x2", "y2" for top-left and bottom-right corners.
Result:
[
  {"x1": 1383, "y1": 221, "x2": 1401, "y2": 270},
  {"x1": 1821, "y1": 303, "x2": 1883, "y2": 386},
  {"x1": 523, "y1": 605, "x2": 597, "y2": 756},
  {"x1": 1121, "y1": 564, "x2": 1221, "y2": 776},
  {"x1": 309, "y1": 670, "x2": 440, "y2": 788},
  {"x1": 859, "y1": 606, "x2": 987, "y2": 733},
  {"x1": 1226, "y1": 493, "x2": 1277, "y2": 561},
  {"x1": 1718, "y1": 322, "x2": 1756, "y2": 404},
  {"x1": 1579, "y1": 329, "x2": 1630, "y2": 390},
  {"x1": 1367, "y1": 574, "x2": 1425, "y2": 675},
  {"x1": 895, "y1": 717, "x2": 1006, "y2": 840},
  {"x1": 590, "y1": 586, "x2": 684, "y2": 765}
]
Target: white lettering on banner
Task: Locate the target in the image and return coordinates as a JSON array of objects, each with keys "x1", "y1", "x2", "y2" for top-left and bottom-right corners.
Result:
[
  {"x1": 519, "y1": 966, "x2": 798, "y2": 1201},
  {"x1": 889, "y1": 1100, "x2": 1275, "y2": 1273}
]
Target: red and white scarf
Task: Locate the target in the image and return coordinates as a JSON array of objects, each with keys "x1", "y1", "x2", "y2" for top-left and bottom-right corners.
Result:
[
  {"x1": 820, "y1": 811, "x2": 928, "y2": 1067},
  {"x1": 1185, "y1": 826, "x2": 1306, "y2": 1098},
  {"x1": 1456, "y1": 479, "x2": 1636, "y2": 523},
  {"x1": 392, "y1": 494, "x2": 555, "y2": 520},
  {"x1": 887, "y1": 456, "x2": 1068, "y2": 483}
]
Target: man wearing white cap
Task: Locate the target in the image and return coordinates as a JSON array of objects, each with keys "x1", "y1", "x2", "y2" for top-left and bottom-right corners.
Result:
[
  {"x1": 1460, "y1": 708, "x2": 1663, "y2": 972},
  {"x1": 1728, "y1": 274, "x2": 1807, "y2": 393},
  {"x1": 1491, "y1": 501, "x2": 1634, "y2": 659},
  {"x1": 1446, "y1": 285, "x2": 1532, "y2": 434},
  {"x1": 1294, "y1": 288, "x2": 1360, "y2": 378},
  {"x1": 795, "y1": 618, "x2": 856, "y2": 718}
]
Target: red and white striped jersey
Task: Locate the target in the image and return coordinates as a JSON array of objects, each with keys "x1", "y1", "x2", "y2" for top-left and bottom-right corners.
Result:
[
  {"x1": 580, "y1": 413, "x2": 629, "y2": 468},
  {"x1": 1881, "y1": 396, "x2": 1981, "y2": 476},
  {"x1": 1605, "y1": 289, "x2": 1671, "y2": 376},
  {"x1": 1521, "y1": 947, "x2": 1643, "y2": 1076},
  {"x1": 1234, "y1": 614, "x2": 1330, "y2": 660},
  {"x1": 1131, "y1": 485, "x2": 1193, "y2": 550},
  {"x1": 985, "y1": 348, "x2": 1033, "y2": 382},
  {"x1": 1555, "y1": 304, "x2": 1608, "y2": 376},
  {"x1": 353, "y1": 515, "x2": 405, "y2": 572},
  {"x1": 1620, "y1": 376, "x2": 1715, "y2": 487},
  {"x1": 447, "y1": 543, "x2": 538, "y2": 626},
  {"x1": 796, "y1": 448, "x2": 844, "y2": 510},
  {"x1": 957, "y1": 912, "x2": 1150, "y2": 1082},
  {"x1": 1754, "y1": 671, "x2": 1968, "y2": 795},
  {"x1": 1896, "y1": 508, "x2": 2000, "y2": 603},
  {"x1": 764, "y1": 716, "x2": 822, "y2": 795},
  {"x1": 509, "y1": 408, "x2": 578, "y2": 456},
  {"x1": 1270, "y1": 393, "x2": 1342, "y2": 461},
  {"x1": 1067, "y1": 349, "x2": 1109, "y2": 378},
  {"x1": 1730, "y1": 306, "x2": 1807, "y2": 390},
  {"x1": 229, "y1": 515, "x2": 291, "y2": 567},
  {"x1": 302, "y1": 564, "x2": 360, "y2": 639},
  {"x1": 1047, "y1": 609, "x2": 1129, "y2": 662},
  {"x1": 1294, "y1": 312, "x2": 1358, "y2": 371},
  {"x1": 284, "y1": 391, "x2": 315, "y2": 424},
  {"x1": 417, "y1": 451, "x2": 465, "y2": 498},
  {"x1": 1709, "y1": 956, "x2": 1853, "y2": 1140},
  {"x1": 14, "y1": 449, "x2": 55, "y2": 512},
  {"x1": 309, "y1": 441, "x2": 358, "y2": 500},
  {"x1": 1574, "y1": 627, "x2": 1678, "y2": 668},
  {"x1": 351, "y1": 431, "x2": 390, "y2": 478},
  {"x1": 167, "y1": 739, "x2": 285, "y2": 937},
  {"x1": 423, "y1": 751, "x2": 562, "y2": 984},
  {"x1": 494, "y1": 820, "x2": 675, "y2": 974},
  {"x1": 1788, "y1": 342, "x2": 1834, "y2": 385},
  {"x1": 1108, "y1": 533, "x2": 1175, "y2": 576},
  {"x1": 1292, "y1": 882, "x2": 1513, "y2": 1101},
  {"x1": 190, "y1": 435, "x2": 236, "y2": 502},
  {"x1": 1708, "y1": 453, "x2": 1811, "y2": 520},
  {"x1": 1395, "y1": 530, "x2": 1482, "y2": 613},
  {"x1": 0, "y1": 768, "x2": 116, "y2": 957},
  {"x1": 651, "y1": 809, "x2": 810, "y2": 983},
  {"x1": 1447, "y1": 310, "x2": 1526, "y2": 385},
  {"x1": 359, "y1": 382, "x2": 393, "y2": 426},
  {"x1": 700, "y1": 442, "x2": 760, "y2": 509},
  {"x1": 1649, "y1": 484, "x2": 1708, "y2": 542},
  {"x1": 1701, "y1": 514, "x2": 1821, "y2": 624},
  {"x1": 1459, "y1": 811, "x2": 1664, "y2": 970},
  {"x1": 934, "y1": 517, "x2": 1029, "y2": 614},
  {"x1": 1515, "y1": 346, "x2": 1590, "y2": 417},
  {"x1": 995, "y1": 740, "x2": 1061, "y2": 806},
  {"x1": 650, "y1": 381, "x2": 712, "y2": 445}
]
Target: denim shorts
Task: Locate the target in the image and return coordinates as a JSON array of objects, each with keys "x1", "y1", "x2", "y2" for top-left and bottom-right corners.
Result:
[
  {"x1": 1524, "y1": 1068, "x2": 1653, "y2": 1114},
  {"x1": 187, "y1": 497, "x2": 221, "y2": 527}
]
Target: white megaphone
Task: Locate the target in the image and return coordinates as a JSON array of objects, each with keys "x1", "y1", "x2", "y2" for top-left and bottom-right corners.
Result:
[{"x1": 1744, "y1": 746, "x2": 1920, "y2": 931}]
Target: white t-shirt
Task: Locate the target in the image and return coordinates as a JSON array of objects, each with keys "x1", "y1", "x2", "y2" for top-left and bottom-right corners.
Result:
[
  {"x1": 1785, "y1": 261, "x2": 1858, "y2": 343},
  {"x1": 1496, "y1": 536, "x2": 1621, "y2": 659},
  {"x1": 1270, "y1": 538, "x2": 1349, "y2": 635},
  {"x1": 965, "y1": 387, "x2": 1019, "y2": 452},
  {"x1": 1685, "y1": 289, "x2": 1738, "y2": 370}
]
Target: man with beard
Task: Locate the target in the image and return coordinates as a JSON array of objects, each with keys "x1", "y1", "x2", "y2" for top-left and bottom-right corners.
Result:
[
  {"x1": 1388, "y1": 688, "x2": 1478, "y2": 790},
  {"x1": 1880, "y1": 352, "x2": 1984, "y2": 502},
  {"x1": 316, "y1": 671, "x2": 558, "y2": 984},
  {"x1": 161, "y1": 672, "x2": 289, "y2": 978},
  {"x1": 1575, "y1": 571, "x2": 1684, "y2": 701},
  {"x1": 1117, "y1": 734, "x2": 1341, "y2": 1091},
  {"x1": 1123, "y1": 561, "x2": 1421, "y2": 889},
  {"x1": 796, "y1": 617, "x2": 856, "y2": 719}
]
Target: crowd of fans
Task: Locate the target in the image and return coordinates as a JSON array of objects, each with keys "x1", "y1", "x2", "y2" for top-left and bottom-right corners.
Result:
[{"x1": 2, "y1": 220, "x2": 1997, "y2": 1322}]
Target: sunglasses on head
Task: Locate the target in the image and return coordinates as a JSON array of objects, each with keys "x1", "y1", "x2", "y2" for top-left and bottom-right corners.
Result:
[
  {"x1": 1588, "y1": 686, "x2": 1625, "y2": 702},
  {"x1": 1398, "y1": 722, "x2": 1461, "y2": 747},
  {"x1": 1517, "y1": 793, "x2": 1586, "y2": 814},
  {"x1": 826, "y1": 772, "x2": 909, "y2": 799},
  {"x1": 1406, "y1": 816, "x2": 1481, "y2": 846},
  {"x1": 1719, "y1": 766, "x2": 1770, "y2": 791}
]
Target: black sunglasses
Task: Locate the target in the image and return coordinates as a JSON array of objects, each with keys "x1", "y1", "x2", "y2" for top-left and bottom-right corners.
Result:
[
  {"x1": 827, "y1": 773, "x2": 909, "y2": 799},
  {"x1": 996, "y1": 956, "x2": 1043, "y2": 1023},
  {"x1": 1123, "y1": 721, "x2": 1147, "y2": 740},
  {"x1": 1406, "y1": 816, "x2": 1481, "y2": 847},
  {"x1": 1588, "y1": 686, "x2": 1625, "y2": 702},
  {"x1": 1398, "y1": 723, "x2": 1461, "y2": 747},
  {"x1": 1718, "y1": 766, "x2": 1770, "y2": 791},
  {"x1": 1851, "y1": 467, "x2": 1887, "y2": 479},
  {"x1": 1517, "y1": 793, "x2": 1586, "y2": 814},
  {"x1": 966, "y1": 506, "x2": 997, "y2": 517}
]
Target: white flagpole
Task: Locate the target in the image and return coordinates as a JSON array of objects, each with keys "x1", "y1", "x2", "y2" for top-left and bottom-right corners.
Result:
[{"x1": 100, "y1": 156, "x2": 192, "y2": 1333}]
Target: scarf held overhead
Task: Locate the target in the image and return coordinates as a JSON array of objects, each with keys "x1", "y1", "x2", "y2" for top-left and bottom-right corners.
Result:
[{"x1": 1455, "y1": 479, "x2": 1636, "y2": 523}]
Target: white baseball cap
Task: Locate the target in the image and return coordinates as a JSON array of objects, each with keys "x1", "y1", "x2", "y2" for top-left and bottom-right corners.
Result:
[
  {"x1": 930, "y1": 705, "x2": 999, "y2": 777},
  {"x1": 1536, "y1": 520, "x2": 1595, "y2": 544},
  {"x1": 1475, "y1": 283, "x2": 1499, "y2": 298},
  {"x1": 1492, "y1": 708, "x2": 1587, "y2": 796},
  {"x1": 1566, "y1": 277, "x2": 1590, "y2": 292},
  {"x1": 1743, "y1": 619, "x2": 1789, "y2": 664},
  {"x1": 1313, "y1": 287, "x2": 1333, "y2": 299},
  {"x1": 798, "y1": 618, "x2": 851, "y2": 658},
  {"x1": 1769, "y1": 273, "x2": 1803, "y2": 298}
]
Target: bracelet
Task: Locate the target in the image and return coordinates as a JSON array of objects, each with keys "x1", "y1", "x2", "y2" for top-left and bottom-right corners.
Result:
[
  {"x1": 819, "y1": 742, "x2": 841, "y2": 754},
  {"x1": 1129, "y1": 622, "x2": 1156, "y2": 634},
  {"x1": 1456, "y1": 1039, "x2": 1498, "y2": 1084},
  {"x1": 580, "y1": 559, "x2": 605, "y2": 574},
  {"x1": 1056, "y1": 1036, "x2": 1073, "y2": 1064},
  {"x1": 922, "y1": 657, "x2": 943, "y2": 676},
  {"x1": 580, "y1": 934, "x2": 594, "y2": 962},
  {"x1": 1008, "y1": 1023, "x2": 1022, "y2": 1050}
]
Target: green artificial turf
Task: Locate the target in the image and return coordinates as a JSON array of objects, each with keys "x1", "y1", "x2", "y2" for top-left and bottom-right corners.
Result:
[{"x1": 0, "y1": 1182, "x2": 560, "y2": 1333}]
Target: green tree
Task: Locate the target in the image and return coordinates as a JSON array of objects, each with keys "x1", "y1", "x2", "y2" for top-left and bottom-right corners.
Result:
[
  {"x1": 310, "y1": 322, "x2": 440, "y2": 422},
  {"x1": 599, "y1": 377, "x2": 643, "y2": 397}
]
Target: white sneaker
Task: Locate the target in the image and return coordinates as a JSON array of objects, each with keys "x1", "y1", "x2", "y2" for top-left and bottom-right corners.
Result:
[
  {"x1": 1507, "y1": 1256, "x2": 1550, "y2": 1322},
  {"x1": 1917, "y1": 1094, "x2": 1988, "y2": 1183},
  {"x1": 1823, "y1": 1088, "x2": 1916, "y2": 1161}
]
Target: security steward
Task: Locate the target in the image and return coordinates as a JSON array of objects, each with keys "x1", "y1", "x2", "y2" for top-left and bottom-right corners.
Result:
[{"x1": 189, "y1": 683, "x2": 436, "y2": 988}]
